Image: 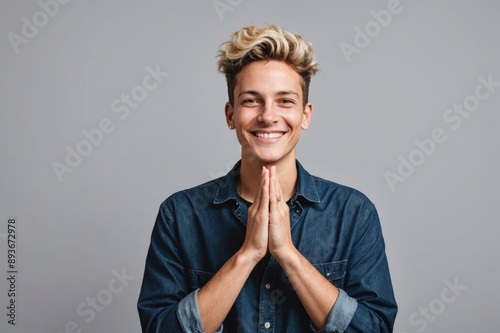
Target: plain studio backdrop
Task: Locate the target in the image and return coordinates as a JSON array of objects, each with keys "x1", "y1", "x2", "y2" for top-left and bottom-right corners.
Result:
[{"x1": 0, "y1": 1, "x2": 498, "y2": 332}]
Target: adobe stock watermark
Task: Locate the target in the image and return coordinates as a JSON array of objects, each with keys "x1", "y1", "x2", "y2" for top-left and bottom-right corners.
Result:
[
  {"x1": 399, "y1": 277, "x2": 467, "y2": 333},
  {"x1": 384, "y1": 73, "x2": 499, "y2": 192},
  {"x1": 213, "y1": 0, "x2": 244, "y2": 21},
  {"x1": 51, "y1": 64, "x2": 169, "y2": 182},
  {"x1": 48, "y1": 267, "x2": 135, "y2": 333},
  {"x1": 340, "y1": 0, "x2": 415, "y2": 64},
  {"x1": 7, "y1": 0, "x2": 72, "y2": 54}
]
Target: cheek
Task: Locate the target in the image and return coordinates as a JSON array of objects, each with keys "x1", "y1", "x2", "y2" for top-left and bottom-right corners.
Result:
[
  {"x1": 234, "y1": 110, "x2": 255, "y2": 126},
  {"x1": 285, "y1": 114, "x2": 304, "y2": 129}
]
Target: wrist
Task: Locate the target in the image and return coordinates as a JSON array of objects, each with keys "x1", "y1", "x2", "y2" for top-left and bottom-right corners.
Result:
[
  {"x1": 235, "y1": 248, "x2": 264, "y2": 268},
  {"x1": 273, "y1": 245, "x2": 301, "y2": 268}
]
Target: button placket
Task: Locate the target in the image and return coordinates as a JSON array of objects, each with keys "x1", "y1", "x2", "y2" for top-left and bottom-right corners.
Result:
[
  {"x1": 258, "y1": 264, "x2": 275, "y2": 332},
  {"x1": 233, "y1": 199, "x2": 248, "y2": 225},
  {"x1": 289, "y1": 200, "x2": 303, "y2": 229}
]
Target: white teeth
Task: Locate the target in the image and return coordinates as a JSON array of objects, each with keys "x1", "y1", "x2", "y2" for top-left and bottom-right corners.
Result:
[{"x1": 256, "y1": 132, "x2": 283, "y2": 139}]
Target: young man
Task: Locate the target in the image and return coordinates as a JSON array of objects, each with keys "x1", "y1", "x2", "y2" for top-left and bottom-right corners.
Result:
[{"x1": 138, "y1": 24, "x2": 397, "y2": 332}]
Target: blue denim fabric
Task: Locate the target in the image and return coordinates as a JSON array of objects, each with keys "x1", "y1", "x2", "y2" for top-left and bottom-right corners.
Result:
[{"x1": 138, "y1": 160, "x2": 397, "y2": 332}]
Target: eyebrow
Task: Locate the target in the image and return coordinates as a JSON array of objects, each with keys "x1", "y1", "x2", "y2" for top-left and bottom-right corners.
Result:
[
  {"x1": 237, "y1": 90, "x2": 300, "y2": 98},
  {"x1": 276, "y1": 90, "x2": 300, "y2": 97}
]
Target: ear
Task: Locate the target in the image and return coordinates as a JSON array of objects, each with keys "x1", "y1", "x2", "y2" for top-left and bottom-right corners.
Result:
[
  {"x1": 225, "y1": 102, "x2": 235, "y2": 129},
  {"x1": 301, "y1": 102, "x2": 313, "y2": 130}
]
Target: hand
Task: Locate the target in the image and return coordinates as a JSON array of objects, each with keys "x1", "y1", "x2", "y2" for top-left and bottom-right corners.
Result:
[
  {"x1": 239, "y1": 167, "x2": 270, "y2": 262},
  {"x1": 268, "y1": 166, "x2": 294, "y2": 260}
]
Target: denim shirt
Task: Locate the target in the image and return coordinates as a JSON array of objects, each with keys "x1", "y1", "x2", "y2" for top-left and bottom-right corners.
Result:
[{"x1": 138, "y1": 160, "x2": 397, "y2": 332}]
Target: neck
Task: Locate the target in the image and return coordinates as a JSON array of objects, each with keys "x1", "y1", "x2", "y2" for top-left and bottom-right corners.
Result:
[{"x1": 237, "y1": 155, "x2": 297, "y2": 203}]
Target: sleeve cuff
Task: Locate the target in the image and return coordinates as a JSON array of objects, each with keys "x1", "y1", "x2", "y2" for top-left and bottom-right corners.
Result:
[
  {"x1": 311, "y1": 288, "x2": 358, "y2": 333},
  {"x1": 176, "y1": 289, "x2": 223, "y2": 333}
]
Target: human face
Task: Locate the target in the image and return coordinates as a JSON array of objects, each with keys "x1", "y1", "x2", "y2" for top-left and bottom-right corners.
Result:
[{"x1": 225, "y1": 60, "x2": 312, "y2": 167}]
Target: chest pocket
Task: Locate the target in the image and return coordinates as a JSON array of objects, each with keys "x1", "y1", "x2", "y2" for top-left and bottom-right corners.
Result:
[
  {"x1": 312, "y1": 260, "x2": 347, "y2": 288},
  {"x1": 188, "y1": 270, "x2": 216, "y2": 291}
]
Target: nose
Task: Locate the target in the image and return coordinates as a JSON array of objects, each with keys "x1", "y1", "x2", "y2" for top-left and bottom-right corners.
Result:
[{"x1": 257, "y1": 101, "x2": 278, "y2": 125}]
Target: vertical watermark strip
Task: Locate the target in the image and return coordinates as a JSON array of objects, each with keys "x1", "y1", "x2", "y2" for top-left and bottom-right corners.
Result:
[{"x1": 6, "y1": 217, "x2": 18, "y2": 325}]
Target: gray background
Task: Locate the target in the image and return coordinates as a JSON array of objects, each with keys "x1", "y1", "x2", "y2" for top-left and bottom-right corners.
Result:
[{"x1": 1, "y1": 0, "x2": 498, "y2": 332}]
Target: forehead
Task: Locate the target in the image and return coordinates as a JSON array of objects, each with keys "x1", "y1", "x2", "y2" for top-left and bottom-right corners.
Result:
[{"x1": 234, "y1": 60, "x2": 303, "y2": 96}]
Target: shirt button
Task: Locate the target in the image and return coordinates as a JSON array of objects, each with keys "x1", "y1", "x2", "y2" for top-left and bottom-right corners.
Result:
[
  {"x1": 264, "y1": 322, "x2": 271, "y2": 329},
  {"x1": 265, "y1": 283, "x2": 271, "y2": 289}
]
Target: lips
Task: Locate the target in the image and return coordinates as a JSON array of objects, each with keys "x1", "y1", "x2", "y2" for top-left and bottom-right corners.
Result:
[{"x1": 253, "y1": 132, "x2": 285, "y2": 139}]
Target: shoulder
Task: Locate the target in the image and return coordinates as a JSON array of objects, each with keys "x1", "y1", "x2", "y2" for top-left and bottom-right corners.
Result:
[
  {"x1": 313, "y1": 176, "x2": 381, "y2": 232},
  {"x1": 313, "y1": 175, "x2": 372, "y2": 205},
  {"x1": 297, "y1": 160, "x2": 373, "y2": 209},
  {"x1": 160, "y1": 176, "x2": 224, "y2": 210},
  {"x1": 307, "y1": 173, "x2": 377, "y2": 223}
]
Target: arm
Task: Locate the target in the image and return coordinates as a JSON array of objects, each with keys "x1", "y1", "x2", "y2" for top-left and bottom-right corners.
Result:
[
  {"x1": 139, "y1": 200, "x2": 253, "y2": 333},
  {"x1": 269, "y1": 167, "x2": 396, "y2": 332},
  {"x1": 197, "y1": 166, "x2": 270, "y2": 332},
  {"x1": 276, "y1": 248, "x2": 341, "y2": 329},
  {"x1": 268, "y1": 166, "x2": 342, "y2": 329},
  {"x1": 139, "y1": 167, "x2": 271, "y2": 333},
  {"x1": 196, "y1": 250, "x2": 257, "y2": 332}
]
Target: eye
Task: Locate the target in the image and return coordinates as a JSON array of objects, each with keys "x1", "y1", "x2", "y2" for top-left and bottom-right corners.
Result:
[
  {"x1": 279, "y1": 98, "x2": 296, "y2": 106},
  {"x1": 242, "y1": 98, "x2": 260, "y2": 106}
]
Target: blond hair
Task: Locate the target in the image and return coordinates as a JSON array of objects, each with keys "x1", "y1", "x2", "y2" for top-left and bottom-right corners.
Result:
[{"x1": 217, "y1": 24, "x2": 319, "y2": 106}]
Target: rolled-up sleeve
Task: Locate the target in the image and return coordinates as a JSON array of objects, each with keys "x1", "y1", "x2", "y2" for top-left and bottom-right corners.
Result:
[
  {"x1": 311, "y1": 288, "x2": 358, "y2": 333},
  {"x1": 177, "y1": 289, "x2": 223, "y2": 333}
]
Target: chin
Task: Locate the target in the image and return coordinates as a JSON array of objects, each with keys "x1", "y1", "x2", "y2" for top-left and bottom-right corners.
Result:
[
  {"x1": 241, "y1": 145, "x2": 294, "y2": 165},
  {"x1": 252, "y1": 152, "x2": 290, "y2": 166},
  {"x1": 242, "y1": 151, "x2": 277, "y2": 164}
]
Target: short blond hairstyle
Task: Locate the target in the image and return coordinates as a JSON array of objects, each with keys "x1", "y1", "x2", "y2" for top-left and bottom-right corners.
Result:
[{"x1": 217, "y1": 24, "x2": 319, "y2": 106}]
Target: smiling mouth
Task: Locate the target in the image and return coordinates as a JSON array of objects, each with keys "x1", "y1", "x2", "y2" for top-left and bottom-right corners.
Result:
[{"x1": 253, "y1": 132, "x2": 285, "y2": 139}]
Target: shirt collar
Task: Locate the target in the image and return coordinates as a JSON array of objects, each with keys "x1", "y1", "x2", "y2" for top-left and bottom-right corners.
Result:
[{"x1": 213, "y1": 160, "x2": 321, "y2": 205}]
